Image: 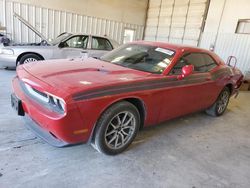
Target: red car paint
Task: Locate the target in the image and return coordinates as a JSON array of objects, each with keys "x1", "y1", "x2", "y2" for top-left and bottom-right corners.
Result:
[{"x1": 12, "y1": 42, "x2": 243, "y2": 145}]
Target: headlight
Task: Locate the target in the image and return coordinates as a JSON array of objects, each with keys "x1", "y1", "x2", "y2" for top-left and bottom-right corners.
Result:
[
  {"x1": 58, "y1": 100, "x2": 66, "y2": 111},
  {"x1": 1, "y1": 48, "x2": 14, "y2": 55},
  {"x1": 49, "y1": 95, "x2": 66, "y2": 112},
  {"x1": 23, "y1": 82, "x2": 66, "y2": 113}
]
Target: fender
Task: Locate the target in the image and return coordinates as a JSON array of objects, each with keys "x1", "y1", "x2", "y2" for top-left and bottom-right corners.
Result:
[{"x1": 87, "y1": 96, "x2": 147, "y2": 143}]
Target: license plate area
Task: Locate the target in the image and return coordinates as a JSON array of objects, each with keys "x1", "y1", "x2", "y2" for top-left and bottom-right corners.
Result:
[{"x1": 11, "y1": 93, "x2": 25, "y2": 116}]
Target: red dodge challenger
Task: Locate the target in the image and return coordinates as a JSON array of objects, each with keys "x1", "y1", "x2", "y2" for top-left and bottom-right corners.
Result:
[{"x1": 11, "y1": 41, "x2": 243, "y2": 155}]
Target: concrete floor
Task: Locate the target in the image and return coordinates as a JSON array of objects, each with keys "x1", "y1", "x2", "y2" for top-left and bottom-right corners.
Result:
[{"x1": 0, "y1": 68, "x2": 250, "y2": 188}]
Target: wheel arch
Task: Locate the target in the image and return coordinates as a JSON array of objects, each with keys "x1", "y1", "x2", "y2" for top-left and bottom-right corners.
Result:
[
  {"x1": 16, "y1": 52, "x2": 45, "y2": 65},
  {"x1": 225, "y1": 83, "x2": 233, "y2": 95},
  {"x1": 123, "y1": 97, "x2": 146, "y2": 130},
  {"x1": 88, "y1": 97, "x2": 147, "y2": 143}
]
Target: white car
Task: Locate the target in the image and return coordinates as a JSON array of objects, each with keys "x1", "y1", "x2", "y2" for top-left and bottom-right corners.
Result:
[{"x1": 0, "y1": 13, "x2": 119, "y2": 69}]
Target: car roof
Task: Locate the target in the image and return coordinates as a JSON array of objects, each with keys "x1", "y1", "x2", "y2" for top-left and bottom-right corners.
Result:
[
  {"x1": 64, "y1": 32, "x2": 120, "y2": 46},
  {"x1": 132, "y1": 40, "x2": 210, "y2": 53},
  {"x1": 68, "y1": 32, "x2": 111, "y2": 39}
]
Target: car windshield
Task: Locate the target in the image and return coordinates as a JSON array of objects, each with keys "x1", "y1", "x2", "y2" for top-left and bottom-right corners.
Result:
[
  {"x1": 100, "y1": 44, "x2": 175, "y2": 74},
  {"x1": 51, "y1": 33, "x2": 72, "y2": 45}
]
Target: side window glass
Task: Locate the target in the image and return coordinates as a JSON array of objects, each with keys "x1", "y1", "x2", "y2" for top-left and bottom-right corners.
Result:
[
  {"x1": 171, "y1": 58, "x2": 187, "y2": 75},
  {"x1": 171, "y1": 53, "x2": 207, "y2": 75},
  {"x1": 64, "y1": 36, "x2": 88, "y2": 49},
  {"x1": 91, "y1": 37, "x2": 113, "y2": 50},
  {"x1": 202, "y1": 54, "x2": 218, "y2": 71}
]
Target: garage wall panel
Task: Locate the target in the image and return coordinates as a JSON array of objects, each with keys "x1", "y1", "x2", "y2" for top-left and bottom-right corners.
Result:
[
  {"x1": 199, "y1": 32, "x2": 250, "y2": 74},
  {"x1": 144, "y1": 0, "x2": 208, "y2": 46},
  {"x1": 0, "y1": 0, "x2": 144, "y2": 44}
]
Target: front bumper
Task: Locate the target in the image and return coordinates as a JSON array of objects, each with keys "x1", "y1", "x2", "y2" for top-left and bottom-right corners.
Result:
[
  {"x1": 24, "y1": 114, "x2": 71, "y2": 147},
  {"x1": 12, "y1": 76, "x2": 89, "y2": 146},
  {"x1": 0, "y1": 54, "x2": 17, "y2": 67}
]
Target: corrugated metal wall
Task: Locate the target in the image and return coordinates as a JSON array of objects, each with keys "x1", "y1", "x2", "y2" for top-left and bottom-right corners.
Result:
[
  {"x1": 144, "y1": 0, "x2": 208, "y2": 46},
  {"x1": 199, "y1": 33, "x2": 250, "y2": 74},
  {"x1": 0, "y1": 0, "x2": 144, "y2": 44}
]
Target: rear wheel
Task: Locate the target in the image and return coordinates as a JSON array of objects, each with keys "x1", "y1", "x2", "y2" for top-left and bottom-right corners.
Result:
[
  {"x1": 17, "y1": 54, "x2": 42, "y2": 66},
  {"x1": 206, "y1": 87, "x2": 230, "y2": 116},
  {"x1": 92, "y1": 101, "x2": 140, "y2": 155}
]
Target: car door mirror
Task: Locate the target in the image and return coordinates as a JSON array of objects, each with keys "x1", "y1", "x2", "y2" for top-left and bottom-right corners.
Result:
[
  {"x1": 58, "y1": 42, "x2": 65, "y2": 48},
  {"x1": 177, "y1": 65, "x2": 194, "y2": 80}
]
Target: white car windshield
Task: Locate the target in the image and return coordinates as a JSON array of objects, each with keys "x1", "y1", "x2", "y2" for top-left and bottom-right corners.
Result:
[
  {"x1": 51, "y1": 33, "x2": 72, "y2": 45},
  {"x1": 100, "y1": 44, "x2": 175, "y2": 74}
]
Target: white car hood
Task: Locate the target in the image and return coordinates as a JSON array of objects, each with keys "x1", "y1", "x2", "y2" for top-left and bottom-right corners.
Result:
[{"x1": 14, "y1": 12, "x2": 49, "y2": 44}]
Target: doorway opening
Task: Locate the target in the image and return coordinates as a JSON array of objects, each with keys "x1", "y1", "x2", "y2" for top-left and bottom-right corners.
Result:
[{"x1": 123, "y1": 29, "x2": 135, "y2": 44}]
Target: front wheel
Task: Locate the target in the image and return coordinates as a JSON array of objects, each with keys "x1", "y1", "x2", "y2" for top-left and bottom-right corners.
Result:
[
  {"x1": 17, "y1": 54, "x2": 42, "y2": 66},
  {"x1": 206, "y1": 87, "x2": 230, "y2": 116},
  {"x1": 92, "y1": 101, "x2": 140, "y2": 155}
]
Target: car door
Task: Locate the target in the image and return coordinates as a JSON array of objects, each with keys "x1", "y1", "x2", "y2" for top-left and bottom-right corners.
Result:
[
  {"x1": 88, "y1": 36, "x2": 113, "y2": 58},
  {"x1": 158, "y1": 52, "x2": 218, "y2": 122},
  {"x1": 55, "y1": 35, "x2": 89, "y2": 59}
]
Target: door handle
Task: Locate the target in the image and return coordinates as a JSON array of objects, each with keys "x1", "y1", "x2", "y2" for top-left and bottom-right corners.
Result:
[
  {"x1": 81, "y1": 50, "x2": 87, "y2": 53},
  {"x1": 206, "y1": 78, "x2": 211, "y2": 81}
]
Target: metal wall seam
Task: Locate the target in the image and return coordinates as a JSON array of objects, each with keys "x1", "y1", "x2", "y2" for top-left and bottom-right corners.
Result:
[
  {"x1": 18, "y1": 3, "x2": 21, "y2": 42},
  {"x1": 168, "y1": 0, "x2": 176, "y2": 42},
  {"x1": 182, "y1": 0, "x2": 190, "y2": 44},
  {"x1": 32, "y1": 5, "x2": 35, "y2": 42},
  {"x1": 11, "y1": 1, "x2": 14, "y2": 40},
  {"x1": 25, "y1": 4, "x2": 28, "y2": 42},
  {"x1": 3, "y1": 0, "x2": 6, "y2": 27}
]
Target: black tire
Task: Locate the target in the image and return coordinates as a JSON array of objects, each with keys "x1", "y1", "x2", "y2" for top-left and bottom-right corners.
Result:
[
  {"x1": 92, "y1": 101, "x2": 140, "y2": 155},
  {"x1": 17, "y1": 54, "x2": 42, "y2": 66},
  {"x1": 205, "y1": 87, "x2": 230, "y2": 117}
]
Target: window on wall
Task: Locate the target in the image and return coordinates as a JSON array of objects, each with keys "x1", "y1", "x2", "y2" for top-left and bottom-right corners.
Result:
[{"x1": 235, "y1": 19, "x2": 250, "y2": 34}]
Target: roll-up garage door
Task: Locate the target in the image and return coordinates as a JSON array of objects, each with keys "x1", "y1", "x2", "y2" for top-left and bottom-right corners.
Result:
[{"x1": 144, "y1": 0, "x2": 209, "y2": 46}]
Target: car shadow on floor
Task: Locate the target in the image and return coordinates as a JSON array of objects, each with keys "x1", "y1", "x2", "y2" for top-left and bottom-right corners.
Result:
[{"x1": 128, "y1": 109, "x2": 232, "y2": 152}]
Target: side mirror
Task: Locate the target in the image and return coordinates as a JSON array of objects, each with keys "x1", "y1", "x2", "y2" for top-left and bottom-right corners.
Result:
[
  {"x1": 58, "y1": 42, "x2": 65, "y2": 48},
  {"x1": 177, "y1": 65, "x2": 194, "y2": 80}
]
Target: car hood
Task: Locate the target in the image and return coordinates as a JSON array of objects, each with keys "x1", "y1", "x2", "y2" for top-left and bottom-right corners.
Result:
[
  {"x1": 14, "y1": 12, "x2": 48, "y2": 43},
  {"x1": 22, "y1": 58, "x2": 151, "y2": 95}
]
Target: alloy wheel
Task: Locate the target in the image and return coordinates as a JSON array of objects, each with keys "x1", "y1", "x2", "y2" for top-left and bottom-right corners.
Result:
[
  {"x1": 105, "y1": 111, "x2": 136, "y2": 150},
  {"x1": 217, "y1": 90, "x2": 229, "y2": 114},
  {"x1": 23, "y1": 57, "x2": 38, "y2": 64}
]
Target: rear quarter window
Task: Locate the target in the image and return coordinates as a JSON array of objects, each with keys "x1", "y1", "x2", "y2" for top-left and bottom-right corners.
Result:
[
  {"x1": 171, "y1": 53, "x2": 207, "y2": 74},
  {"x1": 202, "y1": 54, "x2": 218, "y2": 71}
]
